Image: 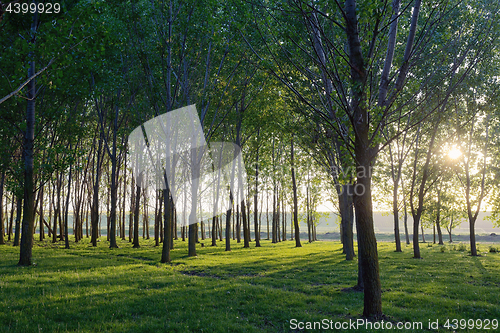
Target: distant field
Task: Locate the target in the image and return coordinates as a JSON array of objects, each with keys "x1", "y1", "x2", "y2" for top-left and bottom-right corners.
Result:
[{"x1": 1, "y1": 238, "x2": 499, "y2": 332}]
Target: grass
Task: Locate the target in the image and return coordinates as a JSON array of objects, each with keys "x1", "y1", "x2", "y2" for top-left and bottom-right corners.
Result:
[{"x1": 0, "y1": 238, "x2": 499, "y2": 332}]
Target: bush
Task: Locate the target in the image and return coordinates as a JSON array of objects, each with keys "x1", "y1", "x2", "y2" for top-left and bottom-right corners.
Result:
[
  {"x1": 440, "y1": 246, "x2": 446, "y2": 253},
  {"x1": 458, "y1": 243, "x2": 467, "y2": 251},
  {"x1": 489, "y1": 246, "x2": 497, "y2": 253}
]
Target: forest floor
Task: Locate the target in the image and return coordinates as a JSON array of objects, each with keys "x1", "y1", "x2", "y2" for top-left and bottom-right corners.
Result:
[{"x1": 1, "y1": 238, "x2": 499, "y2": 332}]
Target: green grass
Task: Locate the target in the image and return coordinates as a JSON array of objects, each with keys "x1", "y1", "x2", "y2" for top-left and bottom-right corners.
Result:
[{"x1": 0, "y1": 238, "x2": 499, "y2": 332}]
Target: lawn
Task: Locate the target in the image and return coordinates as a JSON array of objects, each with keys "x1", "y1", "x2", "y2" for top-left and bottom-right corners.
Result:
[{"x1": 0, "y1": 238, "x2": 499, "y2": 332}]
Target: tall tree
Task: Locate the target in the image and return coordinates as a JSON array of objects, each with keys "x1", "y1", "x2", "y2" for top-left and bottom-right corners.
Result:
[{"x1": 18, "y1": 6, "x2": 38, "y2": 266}]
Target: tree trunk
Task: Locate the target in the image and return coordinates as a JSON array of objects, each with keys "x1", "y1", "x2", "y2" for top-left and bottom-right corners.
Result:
[
  {"x1": 339, "y1": 184, "x2": 354, "y2": 259},
  {"x1": 225, "y1": 193, "x2": 233, "y2": 251},
  {"x1": 403, "y1": 201, "x2": 409, "y2": 245},
  {"x1": 143, "y1": 189, "x2": 149, "y2": 239},
  {"x1": 64, "y1": 159, "x2": 72, "y2": 249},
  {"x1": 412, "y1": 214, "x2": 420, "y2": 258},
  {"x1": 447, "y1": 215, "x2": 454, "y2": 243},
  {"x1": 13, "y1": 196, "x2": 22, "y2": 246},
  {"x1": 18, "y1": 9, "x2": 38, "y2": 265},
  {"x1": 8, "y1": 195, "x2": 15, "y2": 241},
  {"x1": 436, "y1": 189, "x2": 443, "y2": 245},
  {"x1": 212, "y1": 215, "x2": 217, "y2": 246},
  {"x1": 91, "y1": 135, "x2": 102, "y2": 247},
  {"x1": 47, "y1": 185, "x2": 52, "y2": 239},
  {"x1": 155, "y1": 191, "x2": 160, "y2": 247},
  {"x1": 37, "y1": 183, "x2": 44, "y2": 241},
  {"x1": 109, "y1": 99, "x2": 120, "y2": 249},
  {"x1": 469, "y1": 219, "x2": 477, "y2": 256},
  {"x1": 254, "y1": 132, "x2": 261, "y2": 247},
  {"x1": 392, "y1": 179, "x2": 402, "y2": 252},
  {"x1": 57, "y1": 173, "x2": 63, "y2": 241},
  {"x1": 306, "y1": 181, "x2": 311, "y2": 243},
  {"x1": 236, "y1": 204, "x2": 241, "y2": 243},
  {"x1": 281, "y1": 197, "x2": 286, "y2": 241},
  {"x1": 242, "y1": 199, "x2": 249, "y2": 248},
  {"x1": 291, "y1": 137, "x2": 301, "y2": 247},
  {"x1": 121, "y1": 158, "x2": 127, "y2": 240},
  {"x1": 0, "y1": 171, "x2": 5, "y2": 245},
  {"x1": 129, "y1": 173, "x2": 134, "y2": 242},
  {"x1": 133, "y1": 181, "x2": 141, "y2": 248},
  {"x1": 436, "y1": 219, "x2": 444, "y2": 245},
  {"x1": 353, "y1": 159, "x2": 382, "y2": 318},
  {"x1": 161, "y1": 188, "x2": 171, "y2": 263}
]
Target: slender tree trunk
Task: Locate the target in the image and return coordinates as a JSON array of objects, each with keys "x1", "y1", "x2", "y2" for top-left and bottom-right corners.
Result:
[
  {"x1": 161, "y1": 187, "x2": 171, "y2": 263},
  {"x1": 291, "y1": 137, "x2": 301, "y2": 247},
  {"x1": 212, "y1": 215, "x2": 217, "y2": 246},
  {"x1": 254, "y1": 133, "x2": 261, "y2": 247},
  {"x1": 218, "y1": 216, "x2": 222, "y2": 241},
  {"x1": 470, "y1": 219, "x2": 477, "y2": 256},
  {"x1": 143, "y1": 189, "x2": 149, "y2": 239},
  {"x1": 339, "y1": 184, "x2": 354, "y2": 259},
  {"x1": 188, "y1": 166, "x2": 199, "y2": 257},
  {"x1": 121, "y1": 156, "x2": 127, "y2": 240},
  {"x1": 155, "y1": 191, "x2": 160, "y2": 247},
  {"x1": 109, "y1": 99, "x2": 120, "y2": 249},
  {"x1": 225, "y1": 192, "x2": 233, "y2": 251},
  {"x1": 13, "y1": 196, "x2": 22, "y2": 246},
  {"x1": 36, "y1": 184, "x2": 44, "y2": 241},
  {"x1": 341, "y1": 185, "x2": 355, "y2": 256},
  {"x1": 236, "y1": 204, "x2": 241, "y2": 243},
  {"x1": 282, "y1": 196, "x2": 286, "y2": 241},
  {"x1": 129, "y1": 173, "x2": 134, "y2": 242},
  {"x1": 306, "y1": 181, "x2": 311, "y2": 243},
  {"x1": 47, "y1": 185, "x2": 52, "y2": 239},
  {"x1": 392, "y1": 178, "x2": 402, "y2": 252},
  {"x1": 403, "y1": 198, "x2": 409, "y2": 245},
  {"x1": 0, "y1": 171, "x2": 5, "y2": 245},
  {"x1": 91, "y1": 133, "x2": 103, "y2": 247},
  {"x1": 448, "y1": 215, "x2": 454, "y2": 243},
  {"x1": 57, "y1": 173, "x2": 64, "y2": 241},
  {"x1": 133, "y1": 180, "x2": 141, "y2": 248},
  {"x1": 64, "y1": 160, "x2": 73, "y2": 249},
  {"x1": 242, "y1": 199, "x2": 249, "y2": 248},
  {"x1": 18, "y1": 9, "x2": 38, "y2": 265},
  {"x1": 436, "y1": 189, "x2": 443, "y2": 245},
  {"x1": 8, "y1": 195, "x2": 15, "y2": 241}
]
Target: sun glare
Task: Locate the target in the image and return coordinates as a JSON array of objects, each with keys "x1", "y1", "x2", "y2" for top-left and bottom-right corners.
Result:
[{"x1": 448, "y1": 146, "x2": 462, "y2": 160}]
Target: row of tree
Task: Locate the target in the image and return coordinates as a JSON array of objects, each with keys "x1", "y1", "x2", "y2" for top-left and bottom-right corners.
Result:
[{"x1": 1, "y1": 0, "x2": 500, "y2": 319}]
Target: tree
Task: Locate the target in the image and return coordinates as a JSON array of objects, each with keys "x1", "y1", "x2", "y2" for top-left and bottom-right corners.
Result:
[
  {"x1": 291, "y1": 135, "x2": 301, "y2": 247},
  {"x1": 456, "y1": 110, "x2": 497, "y2": 256},
  {"x1": 18, "y1": 6, "x2": 38, "y2": 266}
]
